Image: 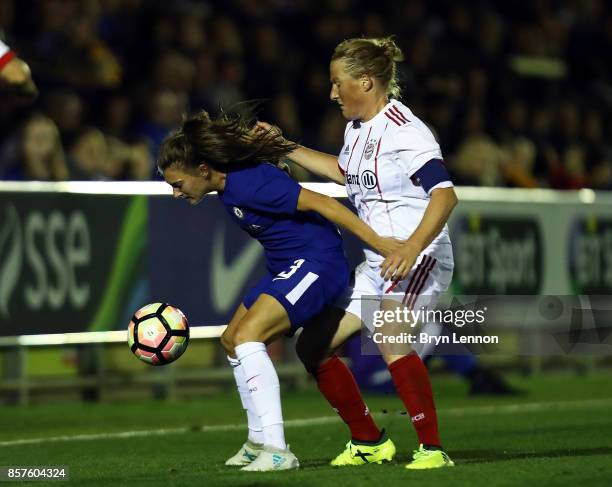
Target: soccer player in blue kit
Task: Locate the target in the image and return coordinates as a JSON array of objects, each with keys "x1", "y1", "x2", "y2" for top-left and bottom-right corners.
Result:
[{"x1": 157, "y1": 109, "x2": 404, "y2": 471}]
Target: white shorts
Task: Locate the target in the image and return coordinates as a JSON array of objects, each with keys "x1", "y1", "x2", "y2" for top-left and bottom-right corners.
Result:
[{"x1": 337, "y1": 254, "x2": 454, "y2": 333}]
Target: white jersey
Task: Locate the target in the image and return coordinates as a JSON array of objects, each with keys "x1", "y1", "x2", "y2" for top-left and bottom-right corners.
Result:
[
  {"x1": 0, "y1": 39, "x2": 14, "y2": 68},
  {"x1": 0, "y1": 39, "x2": 10, "y2": 57},
  {"x1": 337, "y1": 99, "x2": 453, "y2": 267}
]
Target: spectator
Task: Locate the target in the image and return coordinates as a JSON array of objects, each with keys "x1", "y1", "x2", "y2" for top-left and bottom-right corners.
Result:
[
  {"x1": 583, "y1": 110, "x2": 612, "y2": 189},
  {"x1": 452, "y1": 107, "x2": 503, "y2": 186},
  {"x1": 0, "y1": 0, "x2": 610, "y2": 189},
  {"x1": 68, "y1": 127, "x2": 152, "y2": 181},
  {"x1": 4, "y1": 114, "x2": 68, "y2": 181}
]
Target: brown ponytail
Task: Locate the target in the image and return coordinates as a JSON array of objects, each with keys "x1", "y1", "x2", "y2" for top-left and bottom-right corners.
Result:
[{"x1": 158, "y1": 105, "x2": 297, "y2": 171}]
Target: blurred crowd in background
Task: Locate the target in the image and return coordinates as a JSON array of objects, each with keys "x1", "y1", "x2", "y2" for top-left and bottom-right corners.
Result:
[{"x1": 0, "y1": 0, "x2": 611, "y2": 189}]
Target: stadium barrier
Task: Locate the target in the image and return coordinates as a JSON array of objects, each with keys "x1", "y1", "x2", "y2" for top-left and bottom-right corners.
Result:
[{"x1": 1, "y1": 182, "x2": 611, "y2": 403}]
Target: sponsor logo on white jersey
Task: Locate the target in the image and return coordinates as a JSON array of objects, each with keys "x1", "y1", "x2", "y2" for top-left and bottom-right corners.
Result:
[
  {"x1": 361, "y1": 170, "x2": 377, "y2": 189},
  {"x1": 346, "y1": 173, "x2": 359, "y2": 186},
  {"x1": 345, "y1": 171, "x2": 377, "y2": 190}
]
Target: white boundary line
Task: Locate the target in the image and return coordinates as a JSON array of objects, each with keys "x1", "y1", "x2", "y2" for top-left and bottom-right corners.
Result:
[
  {"x1": 0, "y1": 325, "x2": 228, "y2": 346},
  {"x1": 2, "y1": 397, "x2": 610, "y2": 448},
  {"x1": 1, "y1": 180, "x2": 609, "y2": 204}
]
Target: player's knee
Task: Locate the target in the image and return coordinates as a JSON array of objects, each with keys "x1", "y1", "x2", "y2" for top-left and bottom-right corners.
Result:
[
  {"x1": 220, "y1": 329, "x2": 234, "y2": 355},
  {"x1": 231, "y1": 325, "x2": 259, "y2": 348},
  {"x1": 382, "y1": 352, "x2": 413, "y2": 366},
  {"x1": 295, "y1": 337, "x2": 310, "y2": 368},
  {"x1": 295, "y1": 336, "x2": 322, "y2": 374}
]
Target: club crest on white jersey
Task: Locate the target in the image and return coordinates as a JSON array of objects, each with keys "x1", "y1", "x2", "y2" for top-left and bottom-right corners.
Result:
[{"x1": 364, "y1": 138, "x2": 377, "y2": 160}]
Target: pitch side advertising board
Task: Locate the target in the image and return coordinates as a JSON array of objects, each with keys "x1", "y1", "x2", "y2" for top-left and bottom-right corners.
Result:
[
  {"x1": 1, "y1": 187, "x2": 611, "y2": 336},
  {"x1": 0, "y1": 194, "x2": 147, "y2": 336}
]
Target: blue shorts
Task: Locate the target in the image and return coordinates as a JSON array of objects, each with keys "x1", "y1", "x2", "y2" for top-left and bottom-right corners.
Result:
[{"x1": 243, "y1": 256, "x2": 350, "y2": 333}]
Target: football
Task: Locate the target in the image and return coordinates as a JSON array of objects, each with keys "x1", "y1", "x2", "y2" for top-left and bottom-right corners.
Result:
[{"x1": 127, "y1": 303, "x2": 189, "y2": 365}]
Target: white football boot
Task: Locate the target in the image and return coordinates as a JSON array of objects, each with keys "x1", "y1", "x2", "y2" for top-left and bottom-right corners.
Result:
[
  {"x1": 240, "y1": 444, "x2": 300, "y2": 471},
  {"x1": 225, "y1": 440, "x2": 264, "y2": 466}
]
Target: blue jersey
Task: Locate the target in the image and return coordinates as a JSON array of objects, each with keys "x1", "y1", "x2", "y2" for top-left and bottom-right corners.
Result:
[{"x1": 218, "y1": 163, "x2": 344, "y2": 274}]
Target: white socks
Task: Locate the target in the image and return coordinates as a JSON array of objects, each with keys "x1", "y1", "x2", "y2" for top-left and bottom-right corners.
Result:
[
  {"x1": 228, "y1": 355, "x2": 264, "y2": 445},
  {"x1": 234, "y1": 342, "x2": 286, "y2": 450}
]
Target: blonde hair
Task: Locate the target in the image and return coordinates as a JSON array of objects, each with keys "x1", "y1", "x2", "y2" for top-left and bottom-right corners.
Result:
[{"x1": 332, "y1": 36, "x2": 404, "y2": 99}]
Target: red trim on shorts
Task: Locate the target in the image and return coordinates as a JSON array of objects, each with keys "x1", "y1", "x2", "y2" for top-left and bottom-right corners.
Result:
[
  {"x1": 402, "y1": 256, "x2": 436, "y2": 306},
  {"x1": 401, "y1": 256, "x2": 431, "y2": 305},
  {"x1": 337, "y1": 163, "x2": 345, "y2": 176},
  {"x1": 385, "y1": 279, "x2": 400, "y2": 294},
  {"x1": 0, "y1": 51, "x2": 16, "y2": 70},
  {"x1": 406, "y1": 256, "x2": 436, "y2": 310}
]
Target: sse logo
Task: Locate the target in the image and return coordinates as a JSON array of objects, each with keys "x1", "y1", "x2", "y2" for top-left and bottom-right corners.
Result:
[{"x1": 0, "y1": 205, "x2": 91, "y2": 318}]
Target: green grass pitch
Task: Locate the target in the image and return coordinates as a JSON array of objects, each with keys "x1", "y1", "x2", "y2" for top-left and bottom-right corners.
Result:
[{"x1": 1, "y1": 372, "x2": 611, "y2": 486}]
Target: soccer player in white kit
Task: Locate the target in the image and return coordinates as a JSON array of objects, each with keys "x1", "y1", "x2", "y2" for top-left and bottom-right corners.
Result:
[{"x1": 257, "y1": 36, "x2": 457, "y2": 469}]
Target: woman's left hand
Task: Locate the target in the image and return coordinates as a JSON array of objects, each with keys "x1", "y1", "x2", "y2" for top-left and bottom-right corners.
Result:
[
  {"x1": 380, "y1": 241, "x2": 421, "y2": 281},
  {"x1": 374, "y1": 236, "x2": 405, "y2": 258}
]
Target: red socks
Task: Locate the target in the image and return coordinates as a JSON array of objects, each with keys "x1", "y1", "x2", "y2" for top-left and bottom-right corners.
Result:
[
  {"x1": 314, "y1": 355, "x2": 381, "y2": 442},
  {"x1": 314, "y1": 353, "x2": 441, "y2": 447},
  {"x1": 389, "y1": 352, "x2": 441, "y2": 447}
]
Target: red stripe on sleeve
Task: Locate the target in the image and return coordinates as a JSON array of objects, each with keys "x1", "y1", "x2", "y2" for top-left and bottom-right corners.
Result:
[{"x1": 0, "y1": 51, "x2": 16, "y2": 70}]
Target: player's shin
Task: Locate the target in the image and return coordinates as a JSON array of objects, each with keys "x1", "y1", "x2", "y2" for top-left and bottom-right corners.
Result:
[
  {"x1": 388, "y1": 351, "x2": 441, "y2": 447},
  {"x1": 227, "y1": 356, "x2": 264, "y2": 445},
  {"x1": 314, "y1": 355, "x2": 381, "y2": 442},
  {"x1": 235, "y1": 342, "x2": 287, "y2": 450}
]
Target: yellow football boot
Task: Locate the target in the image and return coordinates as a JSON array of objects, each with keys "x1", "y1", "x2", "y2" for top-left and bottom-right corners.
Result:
[
  {"x1": 330, "y1": 432, "x2": 396, "y2": 466},
  {"x1": 405, "y1": 444, "x2": 455, "y2": 469}
]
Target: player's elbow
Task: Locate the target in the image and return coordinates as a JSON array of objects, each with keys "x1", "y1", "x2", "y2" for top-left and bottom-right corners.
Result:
[
  {"x1": 1, "y1": 58, "x2": 38, "y2": 100},
  {"x1": 432, "y1": 187, "x2": 458, "y2": 211},
  {"x1": 2, "y1": 58, "x2": 31, "y2": 84}
]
